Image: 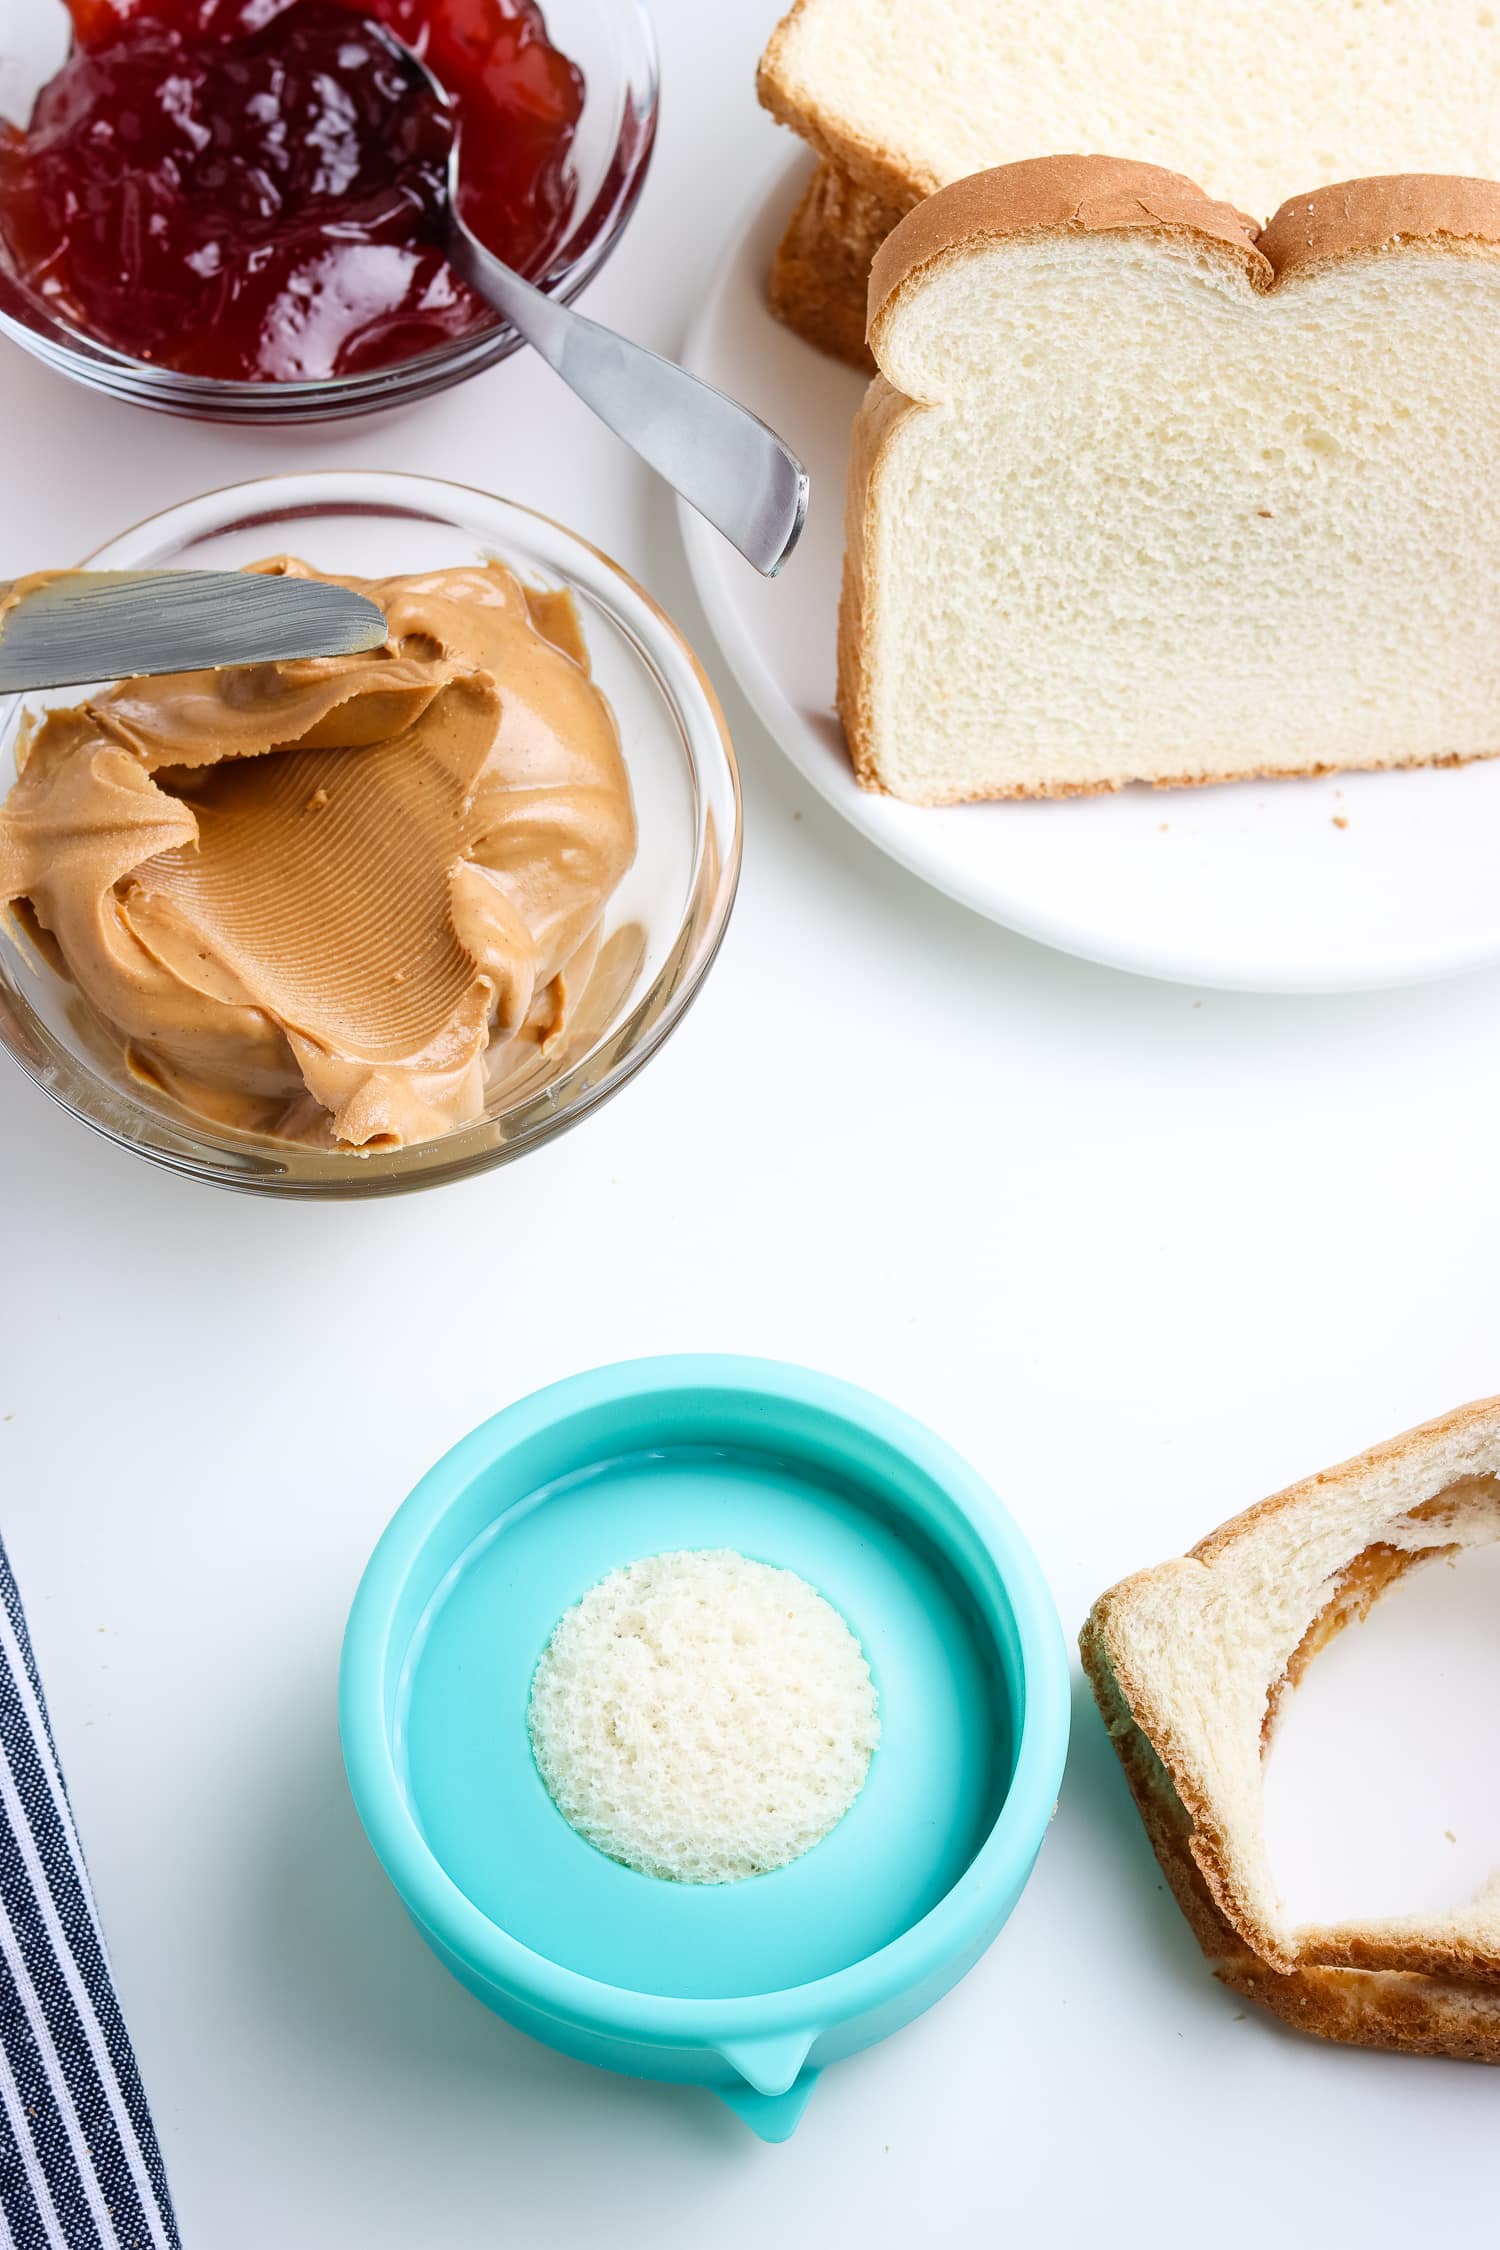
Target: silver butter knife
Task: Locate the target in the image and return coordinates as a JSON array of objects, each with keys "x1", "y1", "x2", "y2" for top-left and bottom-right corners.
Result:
[
  {"x1": 0, "y1": 570, "x2": 389, "y2": 693},
  {"x1": 383, "y1": 30, "x2": 809, "y2": 578}
]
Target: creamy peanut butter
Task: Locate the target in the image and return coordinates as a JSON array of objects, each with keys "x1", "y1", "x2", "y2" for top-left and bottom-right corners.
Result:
[
  {"x1": 0, "y1": 558, "x2": 637, "y2": 1150},
  {"x1": 0, "y1": 571, "x2": 63, "y2": 620}
]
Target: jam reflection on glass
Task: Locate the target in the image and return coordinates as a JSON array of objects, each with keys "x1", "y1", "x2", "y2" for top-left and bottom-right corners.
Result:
[{"x1": 0, "y1": 0, "x2": 585, "y2": 381}]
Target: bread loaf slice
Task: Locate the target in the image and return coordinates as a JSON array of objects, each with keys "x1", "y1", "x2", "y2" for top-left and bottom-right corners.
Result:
[
  {"x1": 757, "y1": 0, "x2": 1500, "y2": 365},
  {"x1": 1081, "y1": 1397, "x2": 1500, "y2": 2061},
  {"x1": 768, "y1": 161, "x2": 892, "y2": 371},
  {"x1": 839, "y1": 157, "x2": 1500, "y2": 801}
]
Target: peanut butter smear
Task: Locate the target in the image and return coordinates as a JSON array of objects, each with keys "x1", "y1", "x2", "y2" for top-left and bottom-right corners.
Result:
[{"x1": 0, "y1": 558, "x2": 637, "y2": 1150}]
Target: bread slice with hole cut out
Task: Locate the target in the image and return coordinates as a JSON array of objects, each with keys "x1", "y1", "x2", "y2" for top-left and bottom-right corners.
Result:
[
  {"x1": 1081, "y1": 1397, "x2": 1500, "y2": 2061},
  {"x1": 839, "y1": 157, "x2": 1500, "y2": 801},
  {"x1": 756, "y1": 0, "x2": 1500, "y2": 365}
]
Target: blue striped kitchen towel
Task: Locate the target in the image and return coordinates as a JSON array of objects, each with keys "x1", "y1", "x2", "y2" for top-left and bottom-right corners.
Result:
[{"x1": 0, "y1": 1535, "x2": 180, "y2": 2250}]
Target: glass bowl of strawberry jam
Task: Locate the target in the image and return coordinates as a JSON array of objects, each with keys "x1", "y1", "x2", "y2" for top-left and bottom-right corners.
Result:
[{"x1": 0, "y1": 0, "x2": 657, "y2": 419}]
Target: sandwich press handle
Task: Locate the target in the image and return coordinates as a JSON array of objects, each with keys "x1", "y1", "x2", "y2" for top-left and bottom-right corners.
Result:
[{"x1": 713, "y1": 2029, "x2": 820, "y2": 2142}]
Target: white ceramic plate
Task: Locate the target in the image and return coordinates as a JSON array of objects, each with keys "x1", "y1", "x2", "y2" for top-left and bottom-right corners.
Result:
[{"x1": 679, "y1": 157, "x2": 1500, "y2": 993}]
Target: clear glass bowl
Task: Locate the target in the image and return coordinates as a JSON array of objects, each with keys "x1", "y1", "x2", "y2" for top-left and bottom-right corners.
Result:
[
  {"x1": 0, "y1": 0, "x2": 658, "y2": 422},
  {"x1": 0, "y1": 472, "x2": 740, "y2": 1196}
]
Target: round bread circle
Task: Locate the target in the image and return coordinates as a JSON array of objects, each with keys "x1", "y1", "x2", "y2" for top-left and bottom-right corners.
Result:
[{"x1": 527, "y1": 1549, "x2": 880, "y2": 1884}]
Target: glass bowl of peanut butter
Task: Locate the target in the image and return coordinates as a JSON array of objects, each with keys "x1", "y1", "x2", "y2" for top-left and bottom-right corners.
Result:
[{"x1": 0, "y1": 471, "x2": 739, "y2": 1195}]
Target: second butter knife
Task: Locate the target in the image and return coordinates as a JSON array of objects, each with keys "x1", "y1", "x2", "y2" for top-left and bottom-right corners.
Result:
[{"x1": 0, "y1": 569, "x2": 388, "y2": 693}]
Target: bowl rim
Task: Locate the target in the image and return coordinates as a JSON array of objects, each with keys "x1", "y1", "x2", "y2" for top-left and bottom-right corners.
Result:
[
  {"x1": 0, "y1": 468, "x2": 742, "y2": 1196},
  {"x1": 0, "y1": 0, "x2": 660, "y2": 418},
  {"x1": 338, "y1": 1355, "x2": 1072, "y2": 2046}
]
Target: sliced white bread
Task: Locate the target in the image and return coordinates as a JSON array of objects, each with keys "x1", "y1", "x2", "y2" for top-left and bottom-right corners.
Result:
[
  {"x1": 768, "y1": 159, "x2": 890, "y2": 371},
  {"x1": 1082, "y1": 1397, "x2": 1500, "y2": 2061},
  {"x1": 839, "y1": 157, "x2": 1500, "y2": 801},
  {"x1": 761, "y1": 0, "x2": 1500, "y2": 215},
  {"x1": 758, "y1": 1, "x2": 1500, "y2": 366}
]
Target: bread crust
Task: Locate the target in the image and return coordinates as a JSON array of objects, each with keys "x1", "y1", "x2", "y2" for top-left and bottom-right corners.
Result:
[
  {"x1": 1260, "y1": 172, "x2": 1500, "y2": 280},
  {"x1": 843, "y1": 155, "x2": 1500, "y2": 801},
  {"x1": 867, "y1": 157, "x2": 1500, "y2": 345},
  {"x1": 830, "y1": 742, "x2": 1500, "y2": 811},
  {"x1": 756, "y1": 0, "x2": 944, "y2": 210},
  {"x1": 769, "y1": 162, "x2": 887, "y2": 372},
  {"x1": 868, "y1": 155, "x2": 1270, "y2": 345},
  {"x1": 1081, "y1": 1398, "x2": 1500, "y2": 2063},
  {"x1": 837, "y1": 376, "x2": 905, "y2": 789}
]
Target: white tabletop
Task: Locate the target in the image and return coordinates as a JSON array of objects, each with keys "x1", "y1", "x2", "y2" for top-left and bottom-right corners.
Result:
[{"x1": 4, "y1": 4, "x2": 1499, "y2": 2243}]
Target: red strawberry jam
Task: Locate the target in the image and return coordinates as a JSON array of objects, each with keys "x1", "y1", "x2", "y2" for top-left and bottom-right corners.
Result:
[{"x1": 0, "y1": 0, "x2": 584, "y2": 381}]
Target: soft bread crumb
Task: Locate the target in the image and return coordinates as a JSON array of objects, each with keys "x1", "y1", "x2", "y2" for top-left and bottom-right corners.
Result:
[
  {"x1": 528, "y1": 1550, "x2": 879, "y2": 1884},
  {"x1": 840, "y1": 161, "x2": 1500, "y2": 801}
]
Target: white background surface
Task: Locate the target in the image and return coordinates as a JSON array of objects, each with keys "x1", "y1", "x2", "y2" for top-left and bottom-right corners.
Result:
[{"x1": 2, "y1": 3, "x2": 1497, "y2": 2242}]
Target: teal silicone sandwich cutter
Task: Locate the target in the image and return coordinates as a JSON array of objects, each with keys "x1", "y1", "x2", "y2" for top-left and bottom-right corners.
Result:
[{"x1": 340, "y1": 1356, "x2": 1069, "y2": 2140}]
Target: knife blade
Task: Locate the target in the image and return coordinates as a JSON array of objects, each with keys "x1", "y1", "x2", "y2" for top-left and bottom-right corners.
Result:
[{"x1": 0, "y1": 569, "x2": 389, "y2": 692}]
